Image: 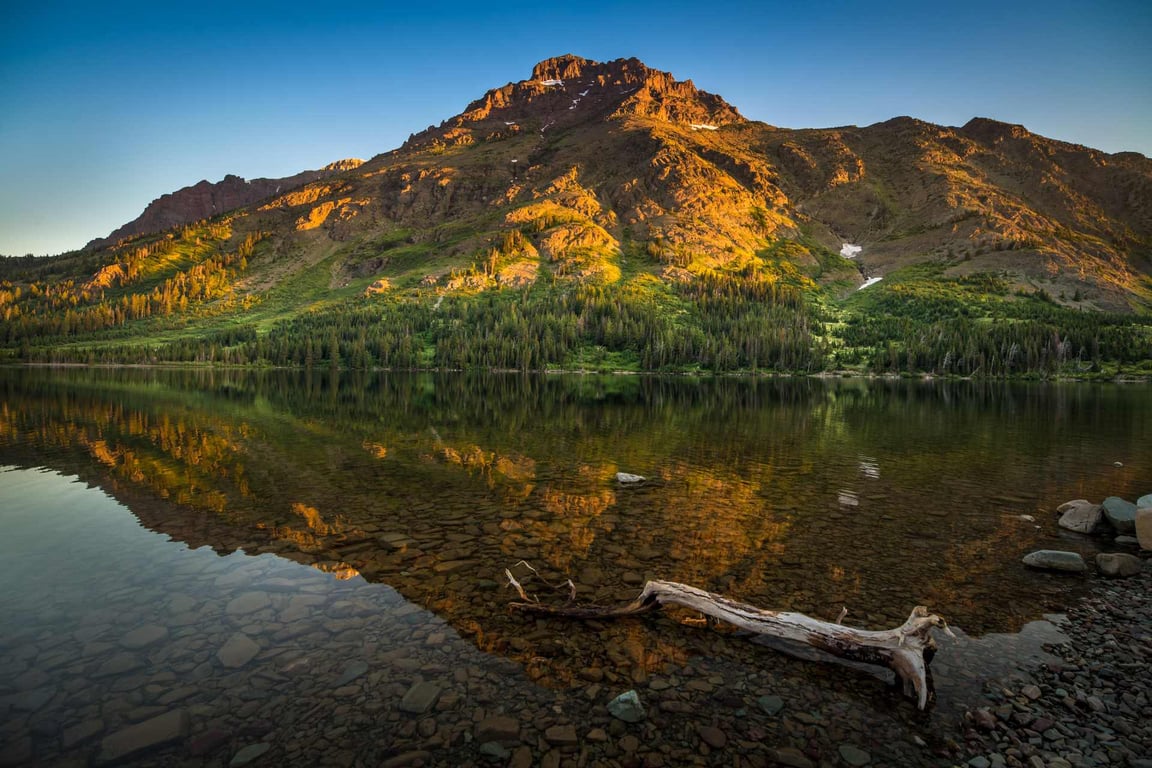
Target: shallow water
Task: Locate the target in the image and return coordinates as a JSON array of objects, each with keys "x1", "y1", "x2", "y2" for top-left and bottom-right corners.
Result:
[{"x1": 0, "y1": 368, "x2": 1148, "y2": 766}]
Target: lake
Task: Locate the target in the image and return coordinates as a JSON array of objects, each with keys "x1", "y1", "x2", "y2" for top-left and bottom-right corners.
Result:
[{"x1": 1, "y1": 367, "x2": 1148, "y2": 766}]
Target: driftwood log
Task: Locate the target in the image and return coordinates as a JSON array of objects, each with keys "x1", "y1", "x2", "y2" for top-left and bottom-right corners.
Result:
[{"x1": 508, "y1": 575, "x2": 953, "y2": 709}]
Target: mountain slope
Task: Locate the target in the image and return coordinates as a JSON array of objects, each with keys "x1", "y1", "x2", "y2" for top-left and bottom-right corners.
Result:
[{"x1": 85, "y1": 159, "x2": 365, "y2": 249}]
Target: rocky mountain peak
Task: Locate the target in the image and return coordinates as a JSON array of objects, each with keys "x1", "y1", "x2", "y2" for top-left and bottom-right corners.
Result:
[
  {"x1": 405, "y1": 55, "x2": 744, "y2": 150},
  {"x1": 530, "y1": 53, "x2": 596, "y2": 83},
  {"x1": 961, "y1": 116, "x2": 1035, "y2": 143}
]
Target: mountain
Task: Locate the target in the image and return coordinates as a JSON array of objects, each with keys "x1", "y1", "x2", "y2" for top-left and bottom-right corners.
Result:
[
  {"x1": 85, "y1": 159, "x2": 364, "y2": 249},
  {"x1": 2, "y1": 55, "x2": 1150, "y2": 376},
  {"x1": 81, "y1": 54, "x2": 1152, "y2": 307}
]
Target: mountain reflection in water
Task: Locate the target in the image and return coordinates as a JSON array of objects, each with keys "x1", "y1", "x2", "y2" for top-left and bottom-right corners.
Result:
[{"x1": 1, "y1": 369, "x2": 1148, "y2": 753}]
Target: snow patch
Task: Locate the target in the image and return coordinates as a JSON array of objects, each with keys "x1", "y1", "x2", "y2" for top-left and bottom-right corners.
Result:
[
  {"x1": 538, "y1": 79, "x2": 564, "y2": 87},
  {"x1": 857, "y1": 277, "x2": 883, "y2": 291},
  {"x1": 579, "y1": 89, "x2": 590, "y2": 97},
  {"x1": 504, "y1": 121, "x2": 517, "y2": 126},
  {"x1": 690, "y1": 124, "x2": 719, "y2": 131},
  {"x1": 840, "y1": 243, "x2": 862, "y2": 258}
]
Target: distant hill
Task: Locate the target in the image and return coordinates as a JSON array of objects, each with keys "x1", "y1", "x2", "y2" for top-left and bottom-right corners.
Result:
[{"x1": 2, "y1": 55, "x2": 1150, "y2": 376}]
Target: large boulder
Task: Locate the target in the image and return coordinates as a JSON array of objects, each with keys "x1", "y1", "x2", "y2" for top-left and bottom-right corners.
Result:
[
  {"x1": 1102, "y1": 497, "x2": 1137, "y2": 533},
  {"x1": 1095, "y1": 553, "x2": 1144, "y2": 578},
  {"x1": 1056, "y1": 500, "x2": 1104, "y2": 534},
  {"x1": 1136, "y1": 508, "x2": 1152, "y2": 551},
  {"x1": 1022, "y1": 550, "x2": 1086, "y2": 573}
]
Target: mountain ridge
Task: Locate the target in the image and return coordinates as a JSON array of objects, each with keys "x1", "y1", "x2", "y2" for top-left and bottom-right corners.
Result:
[{"x1": 85, "y1": 159, "x2": 365, "y2": 250}]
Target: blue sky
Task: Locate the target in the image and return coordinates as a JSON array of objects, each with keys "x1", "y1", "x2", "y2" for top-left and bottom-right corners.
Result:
[{"x1": 2, "y1": 0, "x2": 1149, "y2": 256}]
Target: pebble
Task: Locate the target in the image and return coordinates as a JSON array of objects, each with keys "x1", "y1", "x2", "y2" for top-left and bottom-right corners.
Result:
[
  {"x1": 839, "y1": 744, "x2": 871, "y2": 766},
  {"x1": 696, "y1": 725, "x2": 727, "y2": 749},
  {"x1": 757, "y1": 694, "x2": 785, "y2": 715},
  {"x1": 544, "y1": 724, "x2": 578, "y2": 746}
]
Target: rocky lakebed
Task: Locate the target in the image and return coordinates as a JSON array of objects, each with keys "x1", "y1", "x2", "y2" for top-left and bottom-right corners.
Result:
[{"x1": 0, "y1": 481, "x2": 1149, "y2": 768}]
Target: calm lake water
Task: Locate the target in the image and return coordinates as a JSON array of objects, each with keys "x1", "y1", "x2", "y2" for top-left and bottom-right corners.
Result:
[{"x1": 0, "y1": 367, "x2": 1148, "y2": 766}]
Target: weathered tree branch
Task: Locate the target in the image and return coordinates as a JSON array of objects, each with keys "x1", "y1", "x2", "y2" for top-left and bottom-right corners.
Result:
[{"x1": 510, "y1": 578, "x2": 953, "y2": 709}]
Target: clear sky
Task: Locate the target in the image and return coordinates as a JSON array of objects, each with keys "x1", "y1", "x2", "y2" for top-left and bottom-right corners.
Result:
[{"x1": 2, "y1": 0, "x2": 1149, "y2": 256}]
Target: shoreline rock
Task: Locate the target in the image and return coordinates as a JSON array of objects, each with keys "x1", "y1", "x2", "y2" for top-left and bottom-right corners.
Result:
[
  {"x1": 1022, "y1": 550, "x2": 1086, "y2": 573},
  {"x1": 1102, "y1": 497, "x2": 1137, "y2": 533},
  {"x1": 960, "y1": 571, "x2": 1152, "y2": 767}
]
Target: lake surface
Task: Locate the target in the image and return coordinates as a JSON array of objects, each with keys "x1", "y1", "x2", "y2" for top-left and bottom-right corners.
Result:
[{"x1": 1, "y1": 368, "x2": 1148, "y2": 766}]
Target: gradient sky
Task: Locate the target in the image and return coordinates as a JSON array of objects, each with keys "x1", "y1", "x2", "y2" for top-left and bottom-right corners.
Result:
[{"x1": 2, "y1": 0, "x2": 1149, "y2": 256}]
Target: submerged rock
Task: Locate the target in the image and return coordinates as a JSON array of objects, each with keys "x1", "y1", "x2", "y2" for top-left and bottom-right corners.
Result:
[
  {"x1": 1102, "y1": 496, "x2": 1137, "y2": 533},
  {"x1": 1137, "y1": 493, "x2": 1152, "y2": 509},
  {"x1": 1096, "y1": 552, "x2": 1144, "y2": 578},
  {"x1": 96, "y1": 709, "x2": 189, "y2": 765},
  {"x1": 615, "y1": 472, "x2": 645, "y2": 484},
  {"x1": 474, "y1": 716, "x2": 520, "y2": 745},
  {"x1": 1056, "y1": 500, "x2": 1104, "y2": 534},
  {"x1": 217, "y1": 633, "x2": 260, "y2": 669},
  {"x1": 607, "y1": 689, "x2": 647, "y2": 722},
  {"x1": 230, "y1": 742, "x2": 271, "y2": 767},
  {"x1": 398, "y1": 681, "x2": 441, "y2": 714},
  {"x1": 1022, "y1": 550, "x2": 1086, "y2": 573}
]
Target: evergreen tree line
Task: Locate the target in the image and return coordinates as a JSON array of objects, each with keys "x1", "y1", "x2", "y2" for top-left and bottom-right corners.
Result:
[{"x1": 6, "y1": 256, "x2": 1148, "y2": 377}]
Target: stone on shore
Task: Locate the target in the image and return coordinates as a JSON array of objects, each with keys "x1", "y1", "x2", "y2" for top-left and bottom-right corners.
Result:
[
  {"x1": 1096, "y1": 552, "x2": 1144, "y2": 578},
  {"x1": 1136, "y1": 507, "x2": 1152, "y2": 550},
  {"x1": 1022, "y1": 550, "x2": 1086, "y2": 573},
  {"x1": 607, "y1": 689, "x2": 646, "y2": 723},
  {"x1": 1102, "y1": 496, "x2": 1137, "y2": 533},
  {"x1": 544, "y1": 724, "x2": 578, "y2": 746},
  {"x1": 615, "y1": 472, "x2": 645, "y2": 484},
  {"x1": 1056, "y1": 500, "x2": 1104, "y2": 534},
  {"x1": 96, "y1": 709, "x2": 189, "y2": 765},
  {"x1": 757, "y1": 694, "x2": 785, "y2": 716},
  {"x1": 772, "y1": 746, "x2": 814, "y2": 768}
]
